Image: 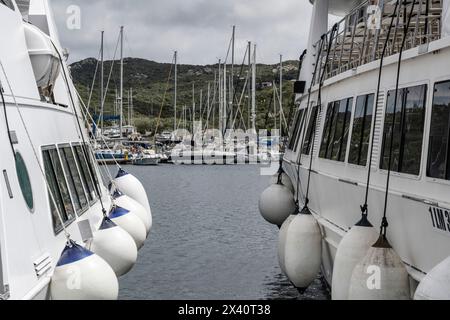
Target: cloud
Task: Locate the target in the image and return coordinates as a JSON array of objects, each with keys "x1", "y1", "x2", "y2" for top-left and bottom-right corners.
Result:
[{"x1": 50, "y1": 0, "x2": 313, "y2": 65}]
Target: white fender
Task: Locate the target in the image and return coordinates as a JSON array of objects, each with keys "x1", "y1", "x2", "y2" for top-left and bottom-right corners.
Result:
[
  {"x1": 278, "y1": 214, "x2": 296, "y2": 275},
  {"x1": 258, "y1": 184, "x2": 296, "y2": 226},
  {"x1": 113, "y1": 168, "x2": 151, "y2": 216},
  {"x1": 285, "y1": 208, "x2": 322, "y2": 291},
  {"x1": 113, "y1": 190, "x2": 152, "y2": 235},
  {"x1": 332, "y1": 216, "x2": 379, "y2": 300},
  {"x1": 51, "y1": 241, "x2": 119, "y2": 300},
  {"x1": 109, "y1": 206, "x2": 146, "y2": 250},
  {"x1": 348, "y1": 237, "x2": 410, "y2": 300},
  {"x1": 90, "y1": 217, "x2": 138, "y2": 277},
  {"x1": 414, "y1": 256, "x2": 450, "y2": 300}
]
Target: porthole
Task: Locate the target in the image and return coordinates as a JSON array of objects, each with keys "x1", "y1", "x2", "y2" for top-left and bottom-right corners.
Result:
[{"x1": 15, "y1": 152, "x2": 34, "y2": 211}]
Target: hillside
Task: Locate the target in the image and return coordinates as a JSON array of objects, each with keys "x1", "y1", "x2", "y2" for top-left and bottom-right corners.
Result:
[{"x1": 70, "y1": 57, "x2": 299, "y2": 134}]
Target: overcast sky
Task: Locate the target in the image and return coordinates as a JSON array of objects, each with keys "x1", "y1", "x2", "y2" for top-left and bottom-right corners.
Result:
[{"x1": 50, "y1": 0, "x2": 314, "y2": 65}]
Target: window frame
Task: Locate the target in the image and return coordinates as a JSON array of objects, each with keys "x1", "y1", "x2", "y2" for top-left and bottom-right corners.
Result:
[
  {"x1": 42, "y1": 145, "x2": 76, "y2": 235},
  {"x1": 319, "y1": 97, "x2": 354, "y2": 163},
  {"x1": 426, "y1": 79, "x2": 450, "y2": 182},
  {"x1": 71, "y1": 142, "x2": 100, "y2": 204},
  {"x1": 301, "y1": 105, "x2": 319, "y2": 156},
  {"x1": 57, "y1": 143, "x2": 90, "y2": 215},
  {"x1": 379, "y1": 83, "x2": 428, "y2": 178},
  {"x1": 289, "y1": 108, "x2": 307, "y2": 152},
  {"x1": 348, "y1": 93, "x2": 376, "y2": 167}
]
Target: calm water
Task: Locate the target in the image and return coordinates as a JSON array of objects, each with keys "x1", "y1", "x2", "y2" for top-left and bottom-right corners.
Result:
[{"x1": 107, "y1": 164, "x2": 329, "y2": 300}]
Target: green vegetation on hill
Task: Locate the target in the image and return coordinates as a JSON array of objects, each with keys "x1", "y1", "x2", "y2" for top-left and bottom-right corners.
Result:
[{"x1": 70, "y1": 57, "x2": 299, "y2": 134}]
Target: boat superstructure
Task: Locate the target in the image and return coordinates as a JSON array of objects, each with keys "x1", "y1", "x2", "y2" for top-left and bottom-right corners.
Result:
[
  {"x1": 0, "y1": 0, "x2": 151, "y2": 300},
  {"x1": 283, "y1": 0, "x2": 450, "y2": 296}
]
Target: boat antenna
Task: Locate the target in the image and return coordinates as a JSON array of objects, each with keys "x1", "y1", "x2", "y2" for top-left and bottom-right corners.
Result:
[
  {"x1": 380, "y1": 0, "x2": 417, "y2": 239},
  {"x1": 359, "y1": 0, "x2": 401, "y2": 225}
]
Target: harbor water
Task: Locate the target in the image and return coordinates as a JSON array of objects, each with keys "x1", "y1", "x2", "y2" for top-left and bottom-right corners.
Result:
[{"x1": 108, "y1": 164, "x2": 329, "y2": 300}]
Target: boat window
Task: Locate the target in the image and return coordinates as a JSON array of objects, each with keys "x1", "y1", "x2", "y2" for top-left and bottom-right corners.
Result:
[
  {"x1": 83, "y1": 143, "x2": 101, "y2": 197},
  {"x1": 59, "y1": 146, "x2": 89, "y2": 213},
  {"x1": 348, "y1": 94, "x2": 375, "y2": 166},
  {"x1": 15, "y1": 152, "x2": 34, "y2": 211},
  {"x1": 73, "y1": 145, "x2": 96, "y2": 202},
  {"x1": 380, "y1": 84, "x2": 427, "y2": 175},
  {"x1": 302, "y1": 106, "x2": 319, "y2": 155},
  {"x1": 43, "y1": 148, "x2": 75, "y2": 234},
  {"x1": 320, "y1": 97, "x2": 353, "y2": 162},
  {"x1": 427, "y1": 81, "x2": 450, "y2": 180},
  {"x1": 0, "y1": 0, "x2": 15, "y2": 10},
  {"x1": 288, "y1": 108, "x2": 306, "y2": 151}
]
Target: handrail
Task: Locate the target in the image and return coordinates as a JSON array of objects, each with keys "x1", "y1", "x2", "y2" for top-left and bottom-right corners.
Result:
[{"x1": 311, "y1": 0, "x2": 443, "y2": 86}]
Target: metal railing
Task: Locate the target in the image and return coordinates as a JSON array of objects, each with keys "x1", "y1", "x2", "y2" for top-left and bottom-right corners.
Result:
[{"x1": 312, "y1": 0, "x2": 443, "y2": 86}]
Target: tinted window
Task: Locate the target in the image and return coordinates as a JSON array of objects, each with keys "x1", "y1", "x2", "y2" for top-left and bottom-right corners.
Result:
[
  {"x1": 43, "y1": 148, "x2": 75, "y2": 233},
  {"x1": 288, "y1": 108, "x2": 306, "y2": 151},
  {"x1": 59, "y1": 146, "x2": 89, "y2": 212},
  {"x1": 349, "y1": 94, "x2": 375, "y2": 166},
  {"x1": 428, "y1": 81, "x2": 450, "y2": 180},
  {"x1": 73, "y1": 145, "x2": 96, "y2": 202},
  {"x1": 380, "y1": 85, "x2": 427, "y2": 175},
  {"x1": 302, "y1": 106, "x2": 319, "y2": 155},
  {"x1": 320, "y1": 97, "x2": 353, "y2": 162}
]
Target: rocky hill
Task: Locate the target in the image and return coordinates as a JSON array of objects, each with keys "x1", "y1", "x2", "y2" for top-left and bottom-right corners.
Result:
[{"x1": 70, "y1": 57, "x2": 299, "y2": 133}]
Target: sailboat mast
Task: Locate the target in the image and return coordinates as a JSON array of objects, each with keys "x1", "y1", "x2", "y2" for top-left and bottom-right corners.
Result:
[
  {"x1": 248, "y1": 41, "x2": 251, "y2": 130},
  {"x1": 223, "y1": 60, "x2": 227, "y2": 132},
  {"x1": 273, "y1": 80, "x2": 277, "y2": 132},
  {"x1": 218, "y1": 60, "x2": 222, "y2": 134},
  {"x1": 230, "y1": 25, "x2": 235, "y2": 127},
  {"x1": 100, "y1": 30, "x2": 104, "y2": 135},
  {"x1": 130, "y1": 88, "x2": 133, "y2": 128},
  {"x1": 279, "y1": 54, "x2": 283, "y2": 134},
  {"x1": 192, "y1": 82, "x2": 195, "y2": 133},
  {"x1": 207, "y1": 82, "x2": 210, "y2": 130},
  {"x1": 174, "y1": 51, "x2": 178, "y2": 132},
  {"x1": 119, "y1": 26, "x2": 124, "y2": 138},
  {"x1": 251, "y1": 44, "x2": 257, "y2": 133}
]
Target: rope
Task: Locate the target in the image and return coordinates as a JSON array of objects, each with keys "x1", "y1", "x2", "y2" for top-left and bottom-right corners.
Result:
[
  {"x1": 381, "y1": 0, "x2": 417, "y2": 238},
  {"x1": 153, "y1": 56, "x2": 175, "y2": 142},
  {"x1": 96, "y1": 31, "x2": 121, "y2": 131},
  {"x1": 360, "y1": 0, "x2": 401, "y2": 220},
  {"x1": 0, "y1": 61, "x2": 71, "y2": 241},
  {"x1": 51, "y1": 41, "x2": 109, "y2": 217},
  {"x1": 86, "y1": 48, "x2": 101, "y2": 112}
]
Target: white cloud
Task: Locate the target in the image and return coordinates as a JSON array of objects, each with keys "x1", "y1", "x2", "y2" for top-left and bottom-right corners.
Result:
[{"x1": 50, "y1": 0, "x2": 314, "y2": 65}]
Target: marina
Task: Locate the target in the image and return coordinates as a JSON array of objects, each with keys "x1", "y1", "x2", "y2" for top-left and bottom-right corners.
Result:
[{"x1": 0, "y1": 0, "x2": 450, "y2": 305}]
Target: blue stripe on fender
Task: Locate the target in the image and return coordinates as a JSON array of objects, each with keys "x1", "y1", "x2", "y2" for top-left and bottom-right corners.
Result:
[
  {"x1": 56, "y1": 241, "x2": 94, "y2": 267},
  {"x1": 109, "y1": 206, "x2": 130, "y2": 219},
  {"x1": 115, "y1": 168, "x2": 129, "y2": 178},
  {"x1": 112, "y1": 189, "x2": 124, "y2": 199},
  {"x1": 99, "y1": 217, "x2": 117, "y2": 230}
]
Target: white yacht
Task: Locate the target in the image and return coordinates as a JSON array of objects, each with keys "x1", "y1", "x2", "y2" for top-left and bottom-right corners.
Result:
[
  {"x1": 283, "y1": 0, "x2": 450, "y2": 298},
  {"x1": 0, "y1": 0, "x2": 151, "y2": 300}
]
